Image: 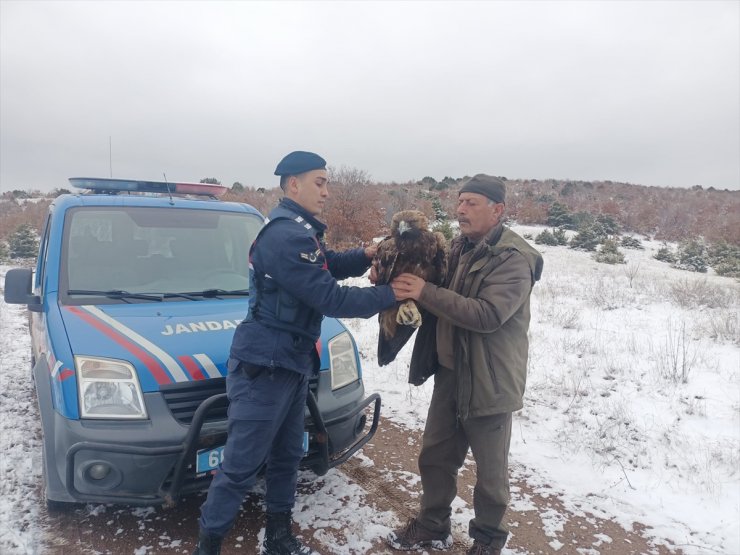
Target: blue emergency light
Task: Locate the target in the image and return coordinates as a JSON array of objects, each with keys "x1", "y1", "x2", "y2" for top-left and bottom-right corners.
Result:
[{"x1": 68, "y1": 177, "x2": 227, "y2": 198}]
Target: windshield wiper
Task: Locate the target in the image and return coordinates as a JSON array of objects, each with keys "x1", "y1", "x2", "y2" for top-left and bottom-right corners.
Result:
[
  {"x1": 160, "y1": 292, "x2": 202, "y2": 301},
  {"x1": 180, "y1": 288, "x2": 249, "y2": 298},
  {"x1": 67, "y1": 289, "x2": 164, "y2": 302}
]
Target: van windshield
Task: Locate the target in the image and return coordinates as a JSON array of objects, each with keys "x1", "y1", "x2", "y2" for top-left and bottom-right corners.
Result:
[{"x1": 61, "y1": 207, "x2": 263, "y2": 303}]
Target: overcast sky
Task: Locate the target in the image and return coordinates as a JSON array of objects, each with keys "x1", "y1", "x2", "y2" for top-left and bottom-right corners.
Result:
[{"x1": 1, "y1": 1, "x2": 738, "y2": 192}]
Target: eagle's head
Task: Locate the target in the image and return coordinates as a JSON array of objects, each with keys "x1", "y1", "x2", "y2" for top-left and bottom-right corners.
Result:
[
  {"x1": 392, "y1": 210, "x2": 429, "y2": 238},
  {"x1": 398, "y1": 220, "x2": 412, "y2": 235}
]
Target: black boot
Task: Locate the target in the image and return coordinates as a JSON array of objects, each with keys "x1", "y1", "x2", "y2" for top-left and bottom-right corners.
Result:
[
  {"x1": 262, "y1": 511, "x2": 314, "y2": 555},
  {"x1": 192, "y1": 529, "x2": 223, "y2": 555}
]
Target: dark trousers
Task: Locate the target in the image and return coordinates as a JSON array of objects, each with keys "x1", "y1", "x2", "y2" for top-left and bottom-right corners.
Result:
[
  {"x1": 199, "y1": 363, "x2": 308, "y2": 537},
  {"x1": 417, "y1": 366, "x2": 513, "y2": 549}
]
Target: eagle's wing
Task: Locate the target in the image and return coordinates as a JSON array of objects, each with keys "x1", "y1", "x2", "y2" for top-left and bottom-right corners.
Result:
[
  {"x1": 374, "y1": 236, "x2": 397, "y2": 285},
  {"x1": 431, "y1": 231, "x2": 448, "y2": 285}
]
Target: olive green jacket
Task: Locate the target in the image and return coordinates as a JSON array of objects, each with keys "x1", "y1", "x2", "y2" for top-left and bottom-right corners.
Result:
[{"x1": 409, "y1": 224, "x2": 544, "y2": 419}]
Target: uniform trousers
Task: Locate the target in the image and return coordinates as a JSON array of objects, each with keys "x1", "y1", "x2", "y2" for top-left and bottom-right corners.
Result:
[
  {"x1": 199, "y1": 363, "x2": 308, "y2": 537},
  {"x1": 417, "y1": 366, "x2": 513, "y2": 548}
]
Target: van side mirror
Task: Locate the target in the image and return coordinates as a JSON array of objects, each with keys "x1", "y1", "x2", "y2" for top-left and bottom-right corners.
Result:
[{"x1": 4, "y1": 268, "x2": 42, "y2": 312}]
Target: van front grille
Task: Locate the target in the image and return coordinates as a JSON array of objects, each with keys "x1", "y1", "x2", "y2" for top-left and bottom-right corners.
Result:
[
  {"x1": 161, "y1": 378, "x2": 228, "y2": 425},
  {"x1": 160, "y1": 375, "x2": 319, "y2": 425}
]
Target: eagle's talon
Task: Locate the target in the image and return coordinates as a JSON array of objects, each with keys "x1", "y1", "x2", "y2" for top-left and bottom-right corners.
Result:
[{"x1": 396, "y1": 300, "x2": 422, "y2": 328}]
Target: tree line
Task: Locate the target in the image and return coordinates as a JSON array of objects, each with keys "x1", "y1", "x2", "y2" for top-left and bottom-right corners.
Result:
[{"x1": 1, "y1": 173, "x2": 738, "y2": 267}]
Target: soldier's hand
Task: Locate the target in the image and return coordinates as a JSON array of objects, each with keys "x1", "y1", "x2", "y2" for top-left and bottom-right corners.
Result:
[
  {"x1": 369, "y1": 263, "x2": 379, "y2": 284},
  {"x1": 364, "y1": 243, "x2": 378, "y2": 260}
]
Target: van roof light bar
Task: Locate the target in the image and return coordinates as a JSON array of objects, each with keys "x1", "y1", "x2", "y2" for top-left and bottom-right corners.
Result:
[{"x1": 68, "y1": 177, "x2": 228, "y2": 198}]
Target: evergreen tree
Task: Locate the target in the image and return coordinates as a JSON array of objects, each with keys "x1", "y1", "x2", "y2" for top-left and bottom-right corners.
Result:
[
  {"x1": 594, "y1": 214, "x2": 620, "y2": 237},
  {"x1": 621, "y1": 236, "x2": 644, "y2": 250},
  {"x1": 432, "y1": 219, "x2": 454, "y2": 241},
  {"x1": 0, "y1": 241, "x2": 8, "y2": 261},
  {"x1": 553, "y1": 227, "x2": 568, "y2": 245},
  {"x1": 432, "y1": 197, "x2": 448, "y2": 221},
  {"x1": 547, "y1": 202, "x2": 576, "y2": 229},
  {"x1": 569, "y1": 222, "x2": 602, "y2": 251},
  {"x1": 654, "y1": 244, "x2": 677, "y2": 264},
  {"x1": 231, "y1": 182, "x2": 244, "y2": 192},
  {"x1": 707, "y1": 241, "x2": 740, "y2": 278},
  {"x1": 9, "y1": 224, "x2": 39, "y2": 259},
  {"x1": 535, "y1": 229, "x2": 559, "y2": 246},
  {"x1": 674, "y1": 238, "x2": 708, "y2": 273},
  {"x1": 593, "y1": 239, "x2": 626, "y2": 264}
]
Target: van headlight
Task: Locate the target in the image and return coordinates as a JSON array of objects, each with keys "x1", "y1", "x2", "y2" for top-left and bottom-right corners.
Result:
[
  {"x1": 328, "y1": 332, "x2": 359, "y2": 390},
  {"x1": 75, "y1": 356, "x2": 148, "y2": 419}
]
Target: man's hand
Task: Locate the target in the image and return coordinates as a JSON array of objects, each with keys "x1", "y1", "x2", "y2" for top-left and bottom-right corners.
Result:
[
  {"x1": 391, "y1": 273, "x2": 426, "y2": 301},
  {"x1": 364, "y1": 244, "x2": 378, "y2": 260},
  {"x1": 369, "y1": 262, "x2": 379, "y2": 285}
]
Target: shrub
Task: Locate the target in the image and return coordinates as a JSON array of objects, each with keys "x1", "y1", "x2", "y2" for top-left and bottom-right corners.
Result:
[
  {"x1": 668, "y1": 277, "x2": 734, "y2": 309},
  {"x1": 674, "y1": 238, "x2": 708, "y2": 273},
  {"x1": 654, "y1": 244, "x2": 677, "y2": 264},
  {"x1": 595, "y1": 214, "x2": 620, "y2": 236},
  {"x1": 553, "y1": 227, "x2": 568, "y2": 245},
  {"x1": 432, "y1": 219, "x2": 455, "y2": 241},
  {"x1": 593, "y1": 239, "x2": 626, "y2": 264},
  {"x1": 535, "y1": 229, "x2": 559, "y2": 246},
  {"x1": 432, "y1": 198, "x2": 448, "y2": 221},
  {"x1": 620, "y1": 236, "x2": 644, "y2": 250},
  {"x1": 569, "y1": 222, "x2": 602, "y2": 251},
  {"x1": 8, "y1": 223, "x2": 38, "y2": 259},
  {"x1": 547, "y1": 202, "x2": 576, "y2": 230},
  {"x1": 707, "y1": 241, "x2": 740, "y2": 279},
  {"x1": 0, "y1": 241, "x2": 7, "y2": 261}
]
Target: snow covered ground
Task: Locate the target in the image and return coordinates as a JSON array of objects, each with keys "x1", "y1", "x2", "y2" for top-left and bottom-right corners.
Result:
[{"x1": 1, "y1": 225, "x2": 738, "y2": 554}]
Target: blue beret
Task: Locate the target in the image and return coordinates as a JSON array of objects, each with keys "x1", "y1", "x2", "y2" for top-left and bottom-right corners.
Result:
[{"x1": 274, "y1": 151, "x2": 327, "y2": 176}]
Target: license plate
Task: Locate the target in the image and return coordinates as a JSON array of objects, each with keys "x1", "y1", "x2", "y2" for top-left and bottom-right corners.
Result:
[
  {"x1": 195, "y1": 432, "x2": 309, "y2": 473},
  {"x1": 196, "y1": 445, "x2": 225, "y2": 473}
]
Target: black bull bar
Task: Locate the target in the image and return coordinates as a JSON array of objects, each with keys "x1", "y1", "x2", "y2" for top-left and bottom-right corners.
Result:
[{"x1": 65, "y1": 391, "x2": 381, "y2": 506}]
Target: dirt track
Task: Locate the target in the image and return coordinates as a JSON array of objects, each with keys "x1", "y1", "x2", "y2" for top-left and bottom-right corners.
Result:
[{"x1": 36, "y1": 419, "x2": 681, "y2": 555}]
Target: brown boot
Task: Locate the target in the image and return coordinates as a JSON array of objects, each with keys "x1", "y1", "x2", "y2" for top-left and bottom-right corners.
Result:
[{"x1": 386, "y1": 518, "x2": 453, "y2": 551}]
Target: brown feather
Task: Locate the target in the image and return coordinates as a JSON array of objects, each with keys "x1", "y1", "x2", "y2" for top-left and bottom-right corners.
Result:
[{"x1": 374, "y1": 210, "x2": 448, "y2": 364}]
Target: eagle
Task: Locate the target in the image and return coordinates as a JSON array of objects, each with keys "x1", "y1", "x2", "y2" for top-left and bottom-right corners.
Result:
[{"x1": 374, "y1": 210, "x2": 448, "y2": 366}]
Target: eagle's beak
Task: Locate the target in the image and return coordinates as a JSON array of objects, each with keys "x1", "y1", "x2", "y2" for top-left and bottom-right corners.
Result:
[{"x1": 399, "y1": 221, "x2": 411, "y2": 235}]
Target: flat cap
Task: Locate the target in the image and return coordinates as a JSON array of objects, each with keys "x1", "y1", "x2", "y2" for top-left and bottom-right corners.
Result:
[
  {"x1": 274, "y1": 151, "x2": 327, "y2": 176},
  {"x1": 459, "y1": 174, "x2": 506, "y2": 204}
]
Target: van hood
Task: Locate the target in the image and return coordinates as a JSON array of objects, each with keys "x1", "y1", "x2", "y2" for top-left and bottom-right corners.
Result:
[
  {"x1": 60, "y1": 300, "x2": 342, "y2": 393},
  {"x1": 61, "y1": 300, "x2": 246, "y2": 392}
]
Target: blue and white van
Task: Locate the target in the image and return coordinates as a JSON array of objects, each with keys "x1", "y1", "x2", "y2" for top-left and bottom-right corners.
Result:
[{"x1": 3, "y1": 178, "x2": 380, "y2": 507}]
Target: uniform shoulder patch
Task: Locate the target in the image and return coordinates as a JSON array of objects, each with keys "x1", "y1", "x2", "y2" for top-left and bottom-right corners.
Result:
[{"x1": 299, "y1": 248, "x2": 322, "y2": 263}]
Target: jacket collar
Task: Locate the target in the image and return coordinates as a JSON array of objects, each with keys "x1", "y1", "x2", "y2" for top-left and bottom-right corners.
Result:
[
  {"x1": 273, "y1": 197, "x2": 327, "y2": 233},
  {"x1": 457, "y1": 222, "x2": 504, "y2": 253}
]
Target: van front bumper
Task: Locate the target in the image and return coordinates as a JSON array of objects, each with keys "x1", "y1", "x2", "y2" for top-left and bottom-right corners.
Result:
[{"x1": 53, "y1": 390, "x2": 380, "y2": 506}]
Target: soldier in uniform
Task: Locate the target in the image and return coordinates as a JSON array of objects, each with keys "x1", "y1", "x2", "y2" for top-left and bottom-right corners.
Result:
[{"x1": 193, "y1": 151, "x2": 399, "y2": 555}]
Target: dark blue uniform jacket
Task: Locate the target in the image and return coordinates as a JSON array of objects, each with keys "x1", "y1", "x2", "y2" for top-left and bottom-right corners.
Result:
[{"x1": 230, "y1": 198, "x2": 395, "y2": 376}]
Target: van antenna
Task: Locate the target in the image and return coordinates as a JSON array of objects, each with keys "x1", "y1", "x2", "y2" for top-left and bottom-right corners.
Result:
[{"x1": 163, "y1": 173, "x2": 174, "y2": 205}]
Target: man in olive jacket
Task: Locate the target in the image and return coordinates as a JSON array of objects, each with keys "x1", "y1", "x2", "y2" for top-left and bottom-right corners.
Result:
[{"x1": 387, "y1": 174, "x2": 543, "y2": 555}]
